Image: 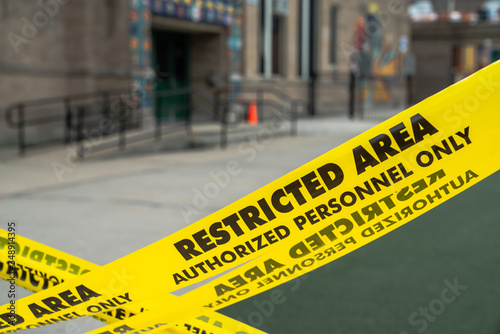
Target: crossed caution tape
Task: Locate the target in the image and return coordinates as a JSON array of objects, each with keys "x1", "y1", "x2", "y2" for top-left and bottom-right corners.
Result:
[{"x1": 1, "y1": 60, "x2": 500, "y2": 333}]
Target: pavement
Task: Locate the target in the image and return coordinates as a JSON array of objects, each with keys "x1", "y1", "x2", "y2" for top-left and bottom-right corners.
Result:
[{"x1": 0, "y1": 116, "x2": 499, "y2": 334}]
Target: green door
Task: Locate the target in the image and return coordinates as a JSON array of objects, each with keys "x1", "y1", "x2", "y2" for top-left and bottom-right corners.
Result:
[
  {"x1": 152, "y1": 30, "x2": 190, "y2": 122},
  {"x1": 491, "y1": 49, "x2": 500, "y2": 63}
]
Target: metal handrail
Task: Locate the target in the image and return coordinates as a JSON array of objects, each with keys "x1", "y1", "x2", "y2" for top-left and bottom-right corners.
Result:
[
  {"x1": 4, "y1": 89, "x2": 135, "y2": 156},
  {"x1": 5, "y1": 90, "x2": 128, "y2": 127},
  {"x1": 4, "y1": 85, "x2": 304, "y2": 157}
]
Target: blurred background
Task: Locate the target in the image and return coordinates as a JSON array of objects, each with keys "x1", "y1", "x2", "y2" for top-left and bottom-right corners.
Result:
[
  {"x1": 2, "y1": 0, "x2": 500, "y2": 155},
  {"x1": 0, "y1": 0, "x2": 499, "y2": 333}
]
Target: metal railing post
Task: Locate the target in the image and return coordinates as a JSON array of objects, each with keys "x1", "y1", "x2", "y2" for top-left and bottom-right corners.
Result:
[
  {"x1": 220, "y1": 104, "x2": 228, "y2": 149},
  {"x1": 76, "y1": 106, "x2": 84, "y2": 159},
  {"x1": 119, "y1": 99, "x2": 126, "y2": 150},
  {"x1": 348, "y1": 72, "x2": 356, "y2": 119},
  {"x1": 155, "y1": 99, "x2": 161, "y2": 141},
  {"x1": 257, "y1": 88, "x2": 263, "y2": 122},
  {"x1": 308, "y1": 72, "x2": 317, "y2": 116},
  {"x1": 186, "y1": 88, "x2": 193, "y2": 134},
  {"x1": 64, "y1": 98, "x2": 72, "y2": 144},
  {"x1": 102, "y1": 92, "x2": 110, "y2": 135},
  {"x1": 214, "y1": 88, "x2": 220, "y2": 120},
  {"x1": 18, "y1": 104, "x2": 25, "y2": 157}
]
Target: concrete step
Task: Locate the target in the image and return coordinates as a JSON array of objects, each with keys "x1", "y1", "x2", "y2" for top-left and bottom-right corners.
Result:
[
  {"x1": 80, "y1": 119, "x2": 293, "y2": 160},
  {"x1": 0, "y1": 119, "x2": 294, "y2": 162}
]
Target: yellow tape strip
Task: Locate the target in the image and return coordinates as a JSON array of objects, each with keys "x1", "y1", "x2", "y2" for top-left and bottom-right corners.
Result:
[
  {"x1": 1, "y1": 60, "x2": 500, "y2": 333},
  {"x1": 84, "y1": 168, "x2": 483, "y2": 334},
  {"x1": 0, "y1": 230, "x2": 266, "y2": 334}
]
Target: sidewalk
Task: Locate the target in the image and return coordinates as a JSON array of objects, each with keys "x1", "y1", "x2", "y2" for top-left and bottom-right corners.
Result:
[
  {"x1": 0, "y1": 116, "x2": 378, "y2": 333},
  {"x1": 1, "y1": 116, "x2": 499, "y2": 334},
  {"x1": 0, "y1": 117, "x2": 379, "y2": 196}
]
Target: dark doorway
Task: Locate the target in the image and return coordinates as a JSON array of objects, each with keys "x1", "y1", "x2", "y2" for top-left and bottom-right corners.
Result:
[{"x1": 152, "y1": 30, "x2": 190, "y2": 121}]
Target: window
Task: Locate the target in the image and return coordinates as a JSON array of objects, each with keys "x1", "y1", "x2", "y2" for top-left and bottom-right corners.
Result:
[
  {"x1": 272, "y1": 15, "x2": 283, "y2": 74},
  {"x1": 329, "y1": 6, "x2": 338, "y2": 66},
  {"x1": 260, "y1": 0, "x2": 286, "y2": 76}
]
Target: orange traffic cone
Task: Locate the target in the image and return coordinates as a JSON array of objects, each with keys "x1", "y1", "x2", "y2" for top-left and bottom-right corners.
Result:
[{"x1": 247, "y1": 101, "x2": 258, "y2": 125}]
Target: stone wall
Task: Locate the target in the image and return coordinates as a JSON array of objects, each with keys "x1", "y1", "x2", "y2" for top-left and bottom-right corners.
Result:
[{"x1": 0, "y1": 0, "x2": 130, "y2": 145}]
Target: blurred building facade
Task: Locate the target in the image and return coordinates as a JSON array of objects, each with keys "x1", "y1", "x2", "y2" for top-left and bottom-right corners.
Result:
[
  {"x1": 0, "y1": 1, "x2": 131, "y2": 145},
  {"x1": 0, "y1": 1, "x2": 130, "y2": 105},
  {"x1": 0, "y1": 0, "x2": 410, "y2": 146},
  {"x1": 409, "y1": 0, "x2": 500, "y2": 102}
]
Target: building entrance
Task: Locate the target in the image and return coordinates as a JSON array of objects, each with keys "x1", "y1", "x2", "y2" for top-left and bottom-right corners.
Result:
[{"x1": 152, "y1": 29, "x2": 190, "y2": 121}]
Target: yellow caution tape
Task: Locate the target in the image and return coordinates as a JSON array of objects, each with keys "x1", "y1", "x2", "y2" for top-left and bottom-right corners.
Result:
[
  {"x1": 0, "y1": 230, "x2": 266, "y2": 334},
  {"x1": 1, "y1": 60, "x2": 500, "y2": 333},
  {"x1": 83, "y1": 169, "x2": 485, "y2": 334}
]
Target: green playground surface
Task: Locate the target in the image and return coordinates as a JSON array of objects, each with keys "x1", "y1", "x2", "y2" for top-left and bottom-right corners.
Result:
[{"x1": 221, "y1": 170, "x2": 500, "y2": 334}]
